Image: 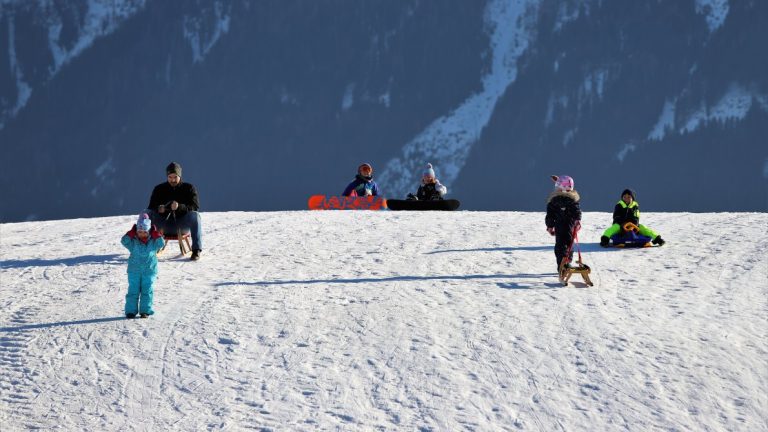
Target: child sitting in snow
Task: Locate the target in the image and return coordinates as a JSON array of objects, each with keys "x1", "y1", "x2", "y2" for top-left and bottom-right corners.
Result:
[
  {"x1": 407, "y1": 163, "x2": 447, "y2": 201},
  {"x1": 342, "y1": 163, "x2": 381, "y2": 197},
  {"x1": 121, "y1": 213, "x2": 164, "y2": 319},
  {"x1": 545, "y1": 175, "x2": 582, "y2": 271},
  {"x1": 600, "y1": 189, "x2": 665, "y2": 247}
]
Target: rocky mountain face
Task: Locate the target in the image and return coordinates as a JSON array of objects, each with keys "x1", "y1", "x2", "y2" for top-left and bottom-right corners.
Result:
[{"x1": 1, "y1": 0, "x2": 765, "y2": 222}]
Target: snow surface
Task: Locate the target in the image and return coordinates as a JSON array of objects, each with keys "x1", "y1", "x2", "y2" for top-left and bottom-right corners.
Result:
[
  {"x1": 1, "y1": 211, "x2": 767, "y2": 430},
  {"x1": 379, "y1": 0, "x2": 539, "y2": 199}
]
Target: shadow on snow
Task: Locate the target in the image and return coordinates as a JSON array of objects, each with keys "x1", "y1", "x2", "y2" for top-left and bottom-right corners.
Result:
[
  {"x1": 0, "y1": 316, "x2": 127, "y2": 333},
  {"x1": 426, "y1": 245, "x2": 551, "y2": 254},
  {"x1": 0, "y1": 254, "x2": 125, "y2": 269},
  {"x1": 216, "y1": 273, "x2": 555, "y2": 287}
]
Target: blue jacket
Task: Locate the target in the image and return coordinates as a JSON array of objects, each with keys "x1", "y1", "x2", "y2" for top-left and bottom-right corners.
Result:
[
  {"x1": 342, "y1": 175, "x2": 381, "y2": 197},
  {"x1": 121, "y1": 230, "x2": 165, "y2": 275}
]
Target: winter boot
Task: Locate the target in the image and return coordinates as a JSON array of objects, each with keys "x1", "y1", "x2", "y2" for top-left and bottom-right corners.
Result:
[
  {"x1": 600, "y1": 236, "x2": 610, "y2": 247},
  {"x1": 652, "y1": 235, "x2": 665, "y2": 246},
  {"x1": 126, "y1": 313, "x2": 136, "y2": 319},
  {"x1": 191, "y1": 250, "x2": 201, "y2": 261},
  {"x1": 139, "y1": 313, "x2": 149, "y2": 318}
]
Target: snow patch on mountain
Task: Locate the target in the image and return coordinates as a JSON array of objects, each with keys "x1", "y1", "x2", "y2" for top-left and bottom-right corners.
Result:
[
  {"x1": 679, "y1": 83, "x2": 754, "y2": 134},
  {"x1": 183, "y1": 0, "x2": 231, "y2": 63},
  {"x1": 342, "y1": 83, "x2": 355, "y2": 111},
  {"x1": 616, "y1": 143, "x2": 636, "y2": 163},
  {"x1": 582, "y1": 69, "x2": 607, "y2": 100},
  {"x1": 91, "y1": 156, "x2": 116, "y2": 197},
  {"x1": 562, "y1": 128, "x2": 577, "y2": 148},
  {"x1": 553, "y1": 1, "x2": 592, "y2": 33},
  {"x1": 0, "y1": 0, "x2": 147, "y2": 129},
  {"x1": 544, "y1": 93, "x2": 568, "y2": 127},
  {"x1": 380, "y1": 0, "x2": 540, "y2": 198},
  {"x1": 3, "y1": 16, "x2": 32, "y2": 130},
  {"x1": 42, "y1": 0, "x2": 147, "y2": 74},
  {"x1": 648, "y1": 99, "x2": 676, "y2": 141},
  {"x1": 694, "y1": 0, "x2": 730, "y2": 33}
]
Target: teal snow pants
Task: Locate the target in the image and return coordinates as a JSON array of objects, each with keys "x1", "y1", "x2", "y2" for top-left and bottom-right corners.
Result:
[{"x1": 125, "y1": 272, "x2": 156, "y2": 315}]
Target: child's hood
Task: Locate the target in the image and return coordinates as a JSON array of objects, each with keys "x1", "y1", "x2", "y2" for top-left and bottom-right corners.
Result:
[{"x1": 547, "y1": 190, "x2": 580, "y2": 204}]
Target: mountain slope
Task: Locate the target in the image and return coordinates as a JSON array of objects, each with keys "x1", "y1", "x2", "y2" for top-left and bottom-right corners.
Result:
[
  {"x1": 1, "y1": 211, "x2": 766, "y2": 429},
  {"x1": 1, "y1": 0, "x2": 766, "y2": 222}
]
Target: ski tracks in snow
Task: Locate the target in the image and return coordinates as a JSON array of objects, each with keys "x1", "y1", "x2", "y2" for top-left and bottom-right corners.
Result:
[{"x1": 1, "y1": 211, "x2": 766, "y2": 430}]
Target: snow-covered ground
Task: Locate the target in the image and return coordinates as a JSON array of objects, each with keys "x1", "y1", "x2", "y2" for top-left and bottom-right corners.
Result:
[{"x1": 1, "y1": 211, "x2": 766, "y2": 430}]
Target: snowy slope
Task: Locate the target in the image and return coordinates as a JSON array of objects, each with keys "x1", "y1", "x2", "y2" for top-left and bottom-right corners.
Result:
[{"x1": 1, "y1": 211, "x2": 766, "y2": 430}]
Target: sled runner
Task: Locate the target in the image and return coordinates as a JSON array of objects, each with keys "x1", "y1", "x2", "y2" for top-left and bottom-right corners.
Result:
[
  {"x1": 386, "y1": 199, "x2": 460, "y2": 211},
  {"x1": 308, "y1": 195, "x2": 387, "y2": 210},
  {"x1": 559, "y1": 225, "x2": 594, "y2": 287},
  {"x1": 609, "y1": 222, "x2": 654, "y2": 248}
]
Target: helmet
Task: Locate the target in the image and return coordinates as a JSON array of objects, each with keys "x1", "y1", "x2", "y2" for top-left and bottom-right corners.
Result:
[
  {"x1": 358, "y1": 163, "x2": 373, "y2": 176},
  {"x1": 554, "y1": 175, "x2": 574, "y2": 192}
]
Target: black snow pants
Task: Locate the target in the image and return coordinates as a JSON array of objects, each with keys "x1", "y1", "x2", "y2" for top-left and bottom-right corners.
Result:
[{"x1": 554, "y1": 227, "x2": 574, "y2": 269}]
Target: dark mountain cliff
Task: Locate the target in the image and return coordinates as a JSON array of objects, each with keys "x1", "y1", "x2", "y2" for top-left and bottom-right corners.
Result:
[{"x1": 1, "y1": 0, "x2": 765, "y2": 222}]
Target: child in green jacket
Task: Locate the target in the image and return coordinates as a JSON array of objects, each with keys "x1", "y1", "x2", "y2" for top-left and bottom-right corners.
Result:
[{"x1": 600, "y1": 189, "x2": 665, "y2": 247}]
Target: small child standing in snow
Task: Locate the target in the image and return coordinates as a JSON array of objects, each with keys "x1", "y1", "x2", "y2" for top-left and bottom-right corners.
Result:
[
  {"x1": 545, "y1": 175, "x2": 582, "y2": 271},
  {"x1": 600, "y1": 189, "x2": 665, "y2": 247},
  {"x1": 408, "y1": 163, "x2": 447, "y2": 201},
  {"x1": 121, "y1": 213, "x2": 164, "y2": 318}
]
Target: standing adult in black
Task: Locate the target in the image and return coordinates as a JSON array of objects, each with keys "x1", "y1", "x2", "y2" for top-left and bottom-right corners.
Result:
[{"x1": 148, "y1": 162, "x2": 203, "y2": 261}]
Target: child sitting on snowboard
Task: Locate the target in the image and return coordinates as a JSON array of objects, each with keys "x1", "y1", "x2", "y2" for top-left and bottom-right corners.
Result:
[
  {"x1": 342, "y1": 163, "x2": 381, "y2": 197},
  {"x1": 545, "y1": 175, "x2": 582, "y2": 272},
  {"x1": 600, "y1": 189, "x2": 665, "y2": 247},
  {"x1": 121, "y1": 213, "x2": 164, "y2": 319},
  {"x1": 407, "y1": 163, "x2": 447, "y2": 201}
]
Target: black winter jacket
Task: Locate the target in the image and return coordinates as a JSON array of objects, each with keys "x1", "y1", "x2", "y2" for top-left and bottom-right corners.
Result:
[
  {"x1": 416, "y1": 183, "x2": 443, "y2": 201},
  {"x1": 612, "y1": 201, "x2": 640, "y2": 226},
  {"x1": 148, "y1": 182, "x2": 200, "y2": 216},
  {"x1": 545, "y1": 191, "x2": 582, "y2": 230}
]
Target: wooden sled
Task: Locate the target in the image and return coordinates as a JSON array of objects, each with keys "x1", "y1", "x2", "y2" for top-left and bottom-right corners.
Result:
[
  {"x1": 559, "y1": 258, "x2": 594, "y2": 287},
  {"x1": 557, "y1": 221, "x2": 594, "y2": 287},
  {"x1": 160, "y1": 231, "x2": 192, "y2": 256}
]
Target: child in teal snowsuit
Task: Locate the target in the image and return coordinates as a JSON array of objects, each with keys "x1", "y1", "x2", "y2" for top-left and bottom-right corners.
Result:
[
  {"x1": 600, "y1": 189, "x2": 665, "y2": 247},
  {"x1": 121, "y1": 213, "x2": 165, "y2": 318}
]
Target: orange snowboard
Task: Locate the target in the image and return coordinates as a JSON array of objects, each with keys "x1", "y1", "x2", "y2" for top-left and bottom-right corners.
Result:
[{"x1": 308, "y1": 195, "x2": 387, "y2": 210}]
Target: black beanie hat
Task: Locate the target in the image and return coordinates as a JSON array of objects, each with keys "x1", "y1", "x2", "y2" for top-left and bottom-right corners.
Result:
[
  {"x1": 166, "y1": 162, "x2": 182, "y2": 177},
  {"x1": 621, "y1": 189, "x2": 636, "y2": 200}
]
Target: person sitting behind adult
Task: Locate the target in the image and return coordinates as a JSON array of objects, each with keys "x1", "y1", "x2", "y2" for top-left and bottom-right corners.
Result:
[
  {"x1": 148, "y1": 162, "x2": 203, "y2": 261},
  {"x1": 342, "y1": 163, "x2": 381, "y2": 197}
]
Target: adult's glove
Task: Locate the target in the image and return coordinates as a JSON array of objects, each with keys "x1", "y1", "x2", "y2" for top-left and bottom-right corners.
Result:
[{"x1": 546, "y1": 227, "x2": 555, "y2": 236}]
